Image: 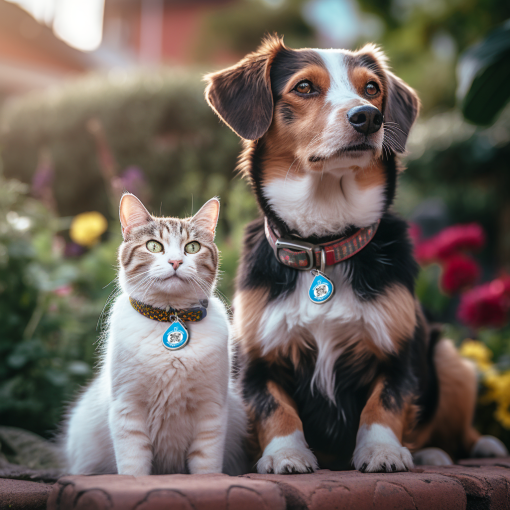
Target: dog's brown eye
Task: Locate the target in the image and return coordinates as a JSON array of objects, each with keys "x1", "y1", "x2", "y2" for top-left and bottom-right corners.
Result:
[
  {"x1": 295, "y1": 80, "x2": 313, "y2": 94},
  {"x1": 365, "y1": 82, "x2": 379, "y2": 96}
]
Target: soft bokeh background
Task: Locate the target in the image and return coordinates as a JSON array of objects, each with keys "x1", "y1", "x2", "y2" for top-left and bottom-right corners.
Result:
[{"x1": 0, "y1": 0, "x2": 509, "y2": 463}]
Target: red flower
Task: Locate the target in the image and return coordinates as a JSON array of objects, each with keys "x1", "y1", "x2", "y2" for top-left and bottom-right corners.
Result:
[
  {"x1": 414, "y1": 223, "x2": 485, "y2": 265},
  {"x1": 440, "y1": 254, "x2": 480, "y2": 294},
  {"x1": 434, "y1": 223, "x2": 485, "y2": 259},
  {"x1": 408, "y1": 223, "x2": 422, "y2": 245},
  {"x1": 457, "y1": 279, "x2": 510, "y2": 329},
  {"x1": 414, "y1": 238, "x2": 439, "y2": 265},
  {"x1": 500, "y1": 275, "x2": 510, "y2": 297}
]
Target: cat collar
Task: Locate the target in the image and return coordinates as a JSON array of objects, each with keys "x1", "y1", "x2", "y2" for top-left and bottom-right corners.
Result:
[
  {"x1": 129, "y1": 297, "x2": 208, "y2": 350},
  {"x1": 129, "y1": 297, "x2": 208, "y2": 323},
  {"x1": 264, "y1": 217, "x2": 380, "y2": 271}
]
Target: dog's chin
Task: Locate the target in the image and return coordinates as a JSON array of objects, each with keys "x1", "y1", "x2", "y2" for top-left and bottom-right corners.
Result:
[{"x1": 307, "y1": 143, "x2": 380, "y2": 172}]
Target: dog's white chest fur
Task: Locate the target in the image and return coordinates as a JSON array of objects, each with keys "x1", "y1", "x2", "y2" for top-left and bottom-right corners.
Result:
[
  {"x1": 258, "y1": 266, "x2": 394, "y2": 401},
  {"x1": 263, "y1": 169, "x2": 385, "y2": 238}
]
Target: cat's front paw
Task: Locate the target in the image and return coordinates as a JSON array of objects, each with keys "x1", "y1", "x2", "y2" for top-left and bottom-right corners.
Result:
[
  {"x1": 256, "y1": 431, "x2": 318, "y2": 474},
  {"x1": 353, "y1": 424, "x2": 413, "y2": 473}
]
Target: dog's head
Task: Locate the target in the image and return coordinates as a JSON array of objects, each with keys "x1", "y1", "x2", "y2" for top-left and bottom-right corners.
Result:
[{"x1": 205, "y1": 35, "x2": 419, "y2": 174}]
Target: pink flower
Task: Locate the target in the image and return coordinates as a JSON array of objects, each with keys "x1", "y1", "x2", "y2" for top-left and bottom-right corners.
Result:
[
  {"x1": 440, "y1": 254, "x2": 480, "y2": 294},
  {"x1": 54, "y1": 285, "x2": 72, "y2": 297},
  {"x1": 457, "y1": 279, "x2": 510, "y2": 329}
]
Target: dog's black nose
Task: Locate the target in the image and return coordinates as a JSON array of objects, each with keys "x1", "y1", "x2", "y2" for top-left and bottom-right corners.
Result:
[{"x1": 347, "y1": 105, "x2": 383, "y2": 135}]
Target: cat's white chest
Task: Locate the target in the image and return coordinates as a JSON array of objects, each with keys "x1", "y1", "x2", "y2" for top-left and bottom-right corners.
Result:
[{"x1": 106, "y1": 295, "x2": 230, "y2": 471}]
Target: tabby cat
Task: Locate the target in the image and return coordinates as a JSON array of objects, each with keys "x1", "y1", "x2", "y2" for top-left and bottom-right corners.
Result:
[{"x1": 64, "y1": 193, "x2": 247, "y2": 475}]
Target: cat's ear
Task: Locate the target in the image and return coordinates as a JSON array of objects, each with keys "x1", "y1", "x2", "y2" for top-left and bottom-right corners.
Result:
[
  {"x1": 192, "y1": 197, "x2": 220, "y2": 238},
  {"x1": 119, "y1": 193, "x2": 152, "y2": 237}
]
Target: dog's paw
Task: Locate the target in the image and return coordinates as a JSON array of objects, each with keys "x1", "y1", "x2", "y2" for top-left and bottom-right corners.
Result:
[
  {"x1": 256, "y1": 431, "x2": 319, "y2": 474},
  {"x1": 257, "y1": 447, "x2": 318, "y2": 474},
  {"x1": 413, "y1": 447, "x2": 453, "y2": 466},
  {"x1": 470, "y1": 435, "x2": 508, "y2": 458},
  {"x1": 353, "y1": 424, "x2": 414, "y2": 473},
  {"x1": 354, "y1": 441, "x2": 413, "y2": 472}
]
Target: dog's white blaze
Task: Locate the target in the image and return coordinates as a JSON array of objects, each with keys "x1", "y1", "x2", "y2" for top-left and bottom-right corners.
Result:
[
  {"x1": 353, "y1": 424, "x2": 414, "y2": 472},
  {"x1": 316, "y1": 50, "x2": 359, "y2": 107},
  {"x1": 263, "y1": 171, "x2": 385, "y2": 238},
  {"x1": 258, "y1": 265, "x2": 396, "y2": 402}
]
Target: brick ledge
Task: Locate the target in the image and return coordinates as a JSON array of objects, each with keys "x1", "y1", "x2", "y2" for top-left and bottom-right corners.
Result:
[{"x1": 3, "y1": 458, "x2": 510, "y2": 509}]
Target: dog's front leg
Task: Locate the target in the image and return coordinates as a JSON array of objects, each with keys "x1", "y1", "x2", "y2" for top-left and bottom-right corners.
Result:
[
  {"x1": 353, "y1": 376, "x2": 414, "y2": 473},
  {"x1": 251, "y1": 380, "x2": 319, "y2": 474}
]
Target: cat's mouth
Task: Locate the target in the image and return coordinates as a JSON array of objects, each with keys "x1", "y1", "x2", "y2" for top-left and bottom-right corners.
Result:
[{"x1": 157, "y1": 274, "x2": 182, "y2": 282}]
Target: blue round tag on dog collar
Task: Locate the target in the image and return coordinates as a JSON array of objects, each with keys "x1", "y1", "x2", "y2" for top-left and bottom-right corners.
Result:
[
  {"x1": 309, "y1": 270, "x2": 334, "y2": 304},
  {"x1": 162, "y1": 317, "x2": 189, "y2": 350}
]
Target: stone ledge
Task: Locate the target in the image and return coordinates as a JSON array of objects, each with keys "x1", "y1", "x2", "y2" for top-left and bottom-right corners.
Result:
[{"x1": 3, "y1": 458, "x2": 510, "y2": 510}]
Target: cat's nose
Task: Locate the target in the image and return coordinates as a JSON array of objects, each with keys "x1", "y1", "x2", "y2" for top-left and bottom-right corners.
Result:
[{"x1": 168, "y1": 259, "x2": 183, "y2": 270}]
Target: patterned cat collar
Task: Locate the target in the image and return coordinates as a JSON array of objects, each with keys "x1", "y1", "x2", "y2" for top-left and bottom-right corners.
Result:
[
  {"x1": 129, "y1": 297, "x2": 208, "y2": 350},
  {"x1": 264, "y1": 217, "x2": 380, "y2": 305}
]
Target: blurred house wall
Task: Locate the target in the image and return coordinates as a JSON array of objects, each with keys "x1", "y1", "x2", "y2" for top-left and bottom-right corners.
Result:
[
  {"x1": 102, "y1": 0, "x2": 235, "y2": 65},
  {"x1": 0, "y1": 0, "x2": 94, "y2": 94}
]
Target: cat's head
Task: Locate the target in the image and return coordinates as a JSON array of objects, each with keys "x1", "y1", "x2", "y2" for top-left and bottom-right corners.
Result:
[{"x1": 118, "y1": 193, "x2": 220, "y2": 309}]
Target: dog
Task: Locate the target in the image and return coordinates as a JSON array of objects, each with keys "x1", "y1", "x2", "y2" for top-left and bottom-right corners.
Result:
[{"x1": 204, "y1": 35, "x2": 508, "y2": 473}]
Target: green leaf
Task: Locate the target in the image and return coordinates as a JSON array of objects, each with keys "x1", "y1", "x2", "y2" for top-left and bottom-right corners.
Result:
[{"x1": 457, "y1": 20, "x2": 510, "y2": 125}]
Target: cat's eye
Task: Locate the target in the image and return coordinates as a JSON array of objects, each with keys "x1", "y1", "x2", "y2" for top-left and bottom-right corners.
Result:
[
  {"x1": 146, "y1": 240, "x2": 163, "y2": 253},
  {"x1": 185, "y1": 241, "x2": 201, "y2": 254}
]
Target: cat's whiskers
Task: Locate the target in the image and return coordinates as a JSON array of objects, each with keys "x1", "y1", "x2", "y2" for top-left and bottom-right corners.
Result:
[{"x1": 186, "y1": 270, "x2": 231, "y2": 312}]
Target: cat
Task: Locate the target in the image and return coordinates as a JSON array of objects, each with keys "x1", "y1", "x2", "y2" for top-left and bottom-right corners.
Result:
[{"x1": 63, "y1": 193, "x2": 247, "y2": 476}]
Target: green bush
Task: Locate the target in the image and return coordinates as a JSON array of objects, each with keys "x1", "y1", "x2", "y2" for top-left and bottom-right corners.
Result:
[{"x1": 0, "y1": 69, "x2": 250, "y2": 223}]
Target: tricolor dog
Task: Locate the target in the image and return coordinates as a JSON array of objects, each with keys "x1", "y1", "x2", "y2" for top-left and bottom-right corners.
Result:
[{"x1": 205, "y1": 35, "x2": 507, "y2": 473}]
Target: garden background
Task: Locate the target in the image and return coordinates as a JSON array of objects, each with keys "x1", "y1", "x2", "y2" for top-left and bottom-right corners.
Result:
[{"x1": 0, "y1": 0, "x2": 509, "y2": 465}]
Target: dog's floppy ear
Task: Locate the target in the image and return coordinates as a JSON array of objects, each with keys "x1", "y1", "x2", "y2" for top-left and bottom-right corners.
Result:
[
  {"x1": 204, "y1": 35, "x2": 285, "y2": 141},
  {"x1": 384, "y1": 71, "x2": 420, "y2": 153}
]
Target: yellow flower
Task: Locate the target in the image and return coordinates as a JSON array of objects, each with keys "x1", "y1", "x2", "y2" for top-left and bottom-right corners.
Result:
[
  {"x1": 70, "y1": 212, "x2": 108, "y2": 247},
  {"x1": 495, "y1": 404, "x2": 510, "y2": 429},
  {"x1": 459, "y1": 340, "x2": 493, "y2": 372},
  {"x1": 460, "y1": 340, "x2": 510, "y2": 429},
  {"x1": 479, "y1": 368, "x2": 510, "y2": 429}
]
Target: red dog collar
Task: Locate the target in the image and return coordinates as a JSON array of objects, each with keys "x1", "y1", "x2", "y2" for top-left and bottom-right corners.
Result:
[{"x1": 264, "y1": 217, "x2": 380, "y2": 270}]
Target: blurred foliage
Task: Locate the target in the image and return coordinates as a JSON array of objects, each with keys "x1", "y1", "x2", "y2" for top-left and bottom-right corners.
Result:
[
  {"x1": 0, "y1": 426, "x2": 61, "y2": 470},
  {"x1": 0, "y1": 70, "x2": 258, "y2": 299},
  {"x1": 399, "y1": 105, "x2": 510, "y2": 271},
  {"x1": 357, "y1": 0, "x2": 510, "y2": 113},
  {"x1": 457, "y1": 21, "x2": 510, "y2": 125},
  {"x1": 0, "y1": 170, "x2": 104, "y2": 437},
  {"x1": 0, "y1": 69, "x2": 245, "y2": 222},
  {"x1": 196, "y1": 0, "x2": 315, "y2": 60}
]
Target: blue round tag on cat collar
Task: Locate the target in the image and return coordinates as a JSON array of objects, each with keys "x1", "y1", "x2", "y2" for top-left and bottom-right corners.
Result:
[
  {"x1": 308, "y1": 270, "x2": 334, "y2": 304},
  {"x1": 162, "y1": 317, "x2": 189, "y2": 350}
]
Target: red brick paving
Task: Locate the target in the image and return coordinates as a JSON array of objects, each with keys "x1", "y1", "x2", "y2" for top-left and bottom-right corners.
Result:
[
  {"x1": 4, "y1": 459, "x2": 510, "y2": 509},
  {"x1": 0, "y1": 478, "x2": 52, "y2": 510}
]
